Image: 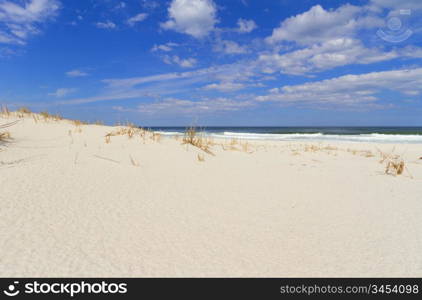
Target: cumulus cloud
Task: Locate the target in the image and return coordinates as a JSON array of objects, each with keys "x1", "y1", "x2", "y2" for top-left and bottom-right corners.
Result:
[
  {"x1": 66, "y1": 69, "x2": 88, "y2": 77},
  {"x1": 0, "y1": 0, "x2": 60, "y2": 45},
  {"x1": 259, "y1": 3, "x2": 422, "y2": 76},
  {"x1": 256, "y1": 68, "x2": 422, "y2": 107},
  {"x1": 96, "y1": 21, "x2": 116, "y2": 29},
  {"x1": 213, "y1": 40, "x2": 248, "y2": 54},
  {"x1": 259, "y1": 39, "x2": 422, "y2": 75},
  {"x1": 237, "y1": 18, "x2": 257, "y2": 33},
  {"x1": 266, "y1": 4, "x2": 382, "y2": 45},
  {"x1": 163, "y1": 55, "x2": 197, "y2": 68},
  {"x1": 161, "y1": 0, "x2": 217, "y2": 38},
  {"x1": 259, "y1": 38, "x2": 398, "y2": 75},
  {"x1": 127, "y1": 13, "x2": 148, "y2": 26}
]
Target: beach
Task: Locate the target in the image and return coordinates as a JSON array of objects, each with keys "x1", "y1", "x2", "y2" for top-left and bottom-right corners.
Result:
[{"x1": 1, "y1": 112, "x2": 422, "y2": 277}]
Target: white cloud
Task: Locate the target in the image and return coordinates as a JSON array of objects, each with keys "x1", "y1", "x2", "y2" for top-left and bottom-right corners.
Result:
[
  {"x1": 151, "y1": 42, "x2": 178, "y2": 52},
  {"x1": 101, "y1": 69, "x2": 216, "y2": 89},
  {"x1": 0, "y1": 0, "x2": 60, "y2": 45},
  {"x1": 259, "y1": 38, "x2": 422, "y2": 75},
  {"x1": 214, "y1": 40, "x2": 248, "y2": 54},
  {"x1": 161, "y1": 0, "x2": 217, "y2": 38},
  {"x1": 163, "y1": 55, "x2": 197, "y2": 68},
  {"x1": 256, "y1": 68, "x2": 422, "y2": 107},
  {"x1": 48, "y1": 88, "x2": 77, "y2": 98},
  {"x1": 237, "y1": 18, "x2": 257, "y2": 33},
  {"x1": 141, "y1": 0, "x2": 160, "y2": 11},
  {"x1": 0, "y1": 0, "x2": 60, "y2": 23},
  {"x1": 259, "y1": 38, "x2": 399, "y2": 75},
  {"x1": 127, "y1": 13, "x2": 148, "y2": 26},
  {"x1": 133, "y1": 97, "x2": 253, "y2": 114},
  {"x1": 96, "y1": 21, "x2": 116, "y2": 29},
  {"x1": 203, "y1": 82, "x2": 245, "y2": 92},
  {"x1": 152, "y1": 44, "x2": 171, "y2": 52},
  {"x1": 399, "y1": 46, "x2": 422, "y2": 58},
  {"x1": 266, "y1": 4, "x2": 382, "y2": 45},
  {"x1": 66, "y1": 69, "x2": 89, "y2": 77},
  {"x1": 370, "y1": 0, "x2": 422, "y2": 10},
  {"x1": 259, "y1": 3, "x2": 422, "y2": 75},
  {"x1": 0, "y1": 31, "x2": 21, "y2": 44},
  {"x1": 100, "y1": 64, "x2": 254, "y2": 89},
  {"x1": 63, "y1": 62, "x2": 260, "y2": 105}
]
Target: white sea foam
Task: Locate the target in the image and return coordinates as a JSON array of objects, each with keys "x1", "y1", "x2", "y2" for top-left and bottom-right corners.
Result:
[
  {"x1": 155, "y1": 131, "x2": 184, "y2": 136},
  {"x1": 219, "y1": 132, "x2": 324, "y2": 140},
  {"x1": 154, "y1": 130, "x2": 422, "y2": 143},
  {"x1": 216, "y1": 132, "x2": 422, "y2": 143}
]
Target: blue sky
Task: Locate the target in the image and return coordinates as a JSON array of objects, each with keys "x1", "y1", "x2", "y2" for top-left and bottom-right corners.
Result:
[{"x1": 1, "y1": 0, "x2": 422, "y2": 126}]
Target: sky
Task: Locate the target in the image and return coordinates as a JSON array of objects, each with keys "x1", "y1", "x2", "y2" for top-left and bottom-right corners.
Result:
[{"x1": 1, "y1": 0, "x2": 422, "y2": 126}]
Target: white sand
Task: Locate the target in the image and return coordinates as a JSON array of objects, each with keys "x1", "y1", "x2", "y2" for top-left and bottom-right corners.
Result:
[{"x1": 1, "y1": 114, "x2": 422, "y2": 277}]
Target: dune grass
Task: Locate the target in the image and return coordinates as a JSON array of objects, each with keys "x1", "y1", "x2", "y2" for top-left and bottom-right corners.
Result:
[
  {"x1": 18, "y1": 107, "x2": 31, "y2": 114},
  {"x1": 37, "y1": 111, "x2": 63, "y2": 121},
  {"x1": 377, "y1": 148, "x2": 410, "y2": 177},
  {"x1": 0, "y1": 130, "x2": 10, "y2": 142},
  {"x1": 105, "y1": 124, "x2": 161, "y2": 145},
  {"x1": 2, "y1": 107, "x2": 98, "y2": 124},
  {"x1": 0, "y1": 120, "x2": 18, "y2": 143},
  {"x1": 182, "y1": 127, "x2": 214, "y2": 155},
  {"x1": 221, "y1": 139, "x2": 256, "y2": 154},
  {"x1": 1, "y1": 105, "x2": 10, "y2": 116}
]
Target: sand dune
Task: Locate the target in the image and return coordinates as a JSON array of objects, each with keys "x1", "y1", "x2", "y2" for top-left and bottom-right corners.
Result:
[{"x1": 1, "y1": 113, "x2": 422, "y2": 277}]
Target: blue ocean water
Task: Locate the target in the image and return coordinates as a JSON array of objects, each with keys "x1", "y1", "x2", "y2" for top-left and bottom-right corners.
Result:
[{"x1": 149, "y1": 127, "x2": 422, "y2": 143}]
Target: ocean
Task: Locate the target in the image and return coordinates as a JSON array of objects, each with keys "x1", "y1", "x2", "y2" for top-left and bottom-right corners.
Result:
[{"x1": 149, "y1": 127, "x2": 422, "y2": 144}]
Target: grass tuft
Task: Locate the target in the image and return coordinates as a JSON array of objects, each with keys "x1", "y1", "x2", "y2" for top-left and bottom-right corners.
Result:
[
  {"x1": 105, "y1": 125, "x2": 160, "y2": 144},
  {"x1": 39, "y1": 111, "x2": 63, "y2": 121},
  {"x1": 0, "y1": 121, "x2": 18, "y2": 142},
  {"x1": 377, "y1": 148, "x2": 411, "y2": 177},
  {"x1": 18, "y1": 107, "x2": 31, "y2": 114},
  {"x1": 0, "y1": 131, "x2": 10, "y2": 141},
  {"x1": 0, "y1": 105, "x2": 10, "y2": 116},
  {"x1": 182, "y1": 127, "x2": 214, "y2": 155}
]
